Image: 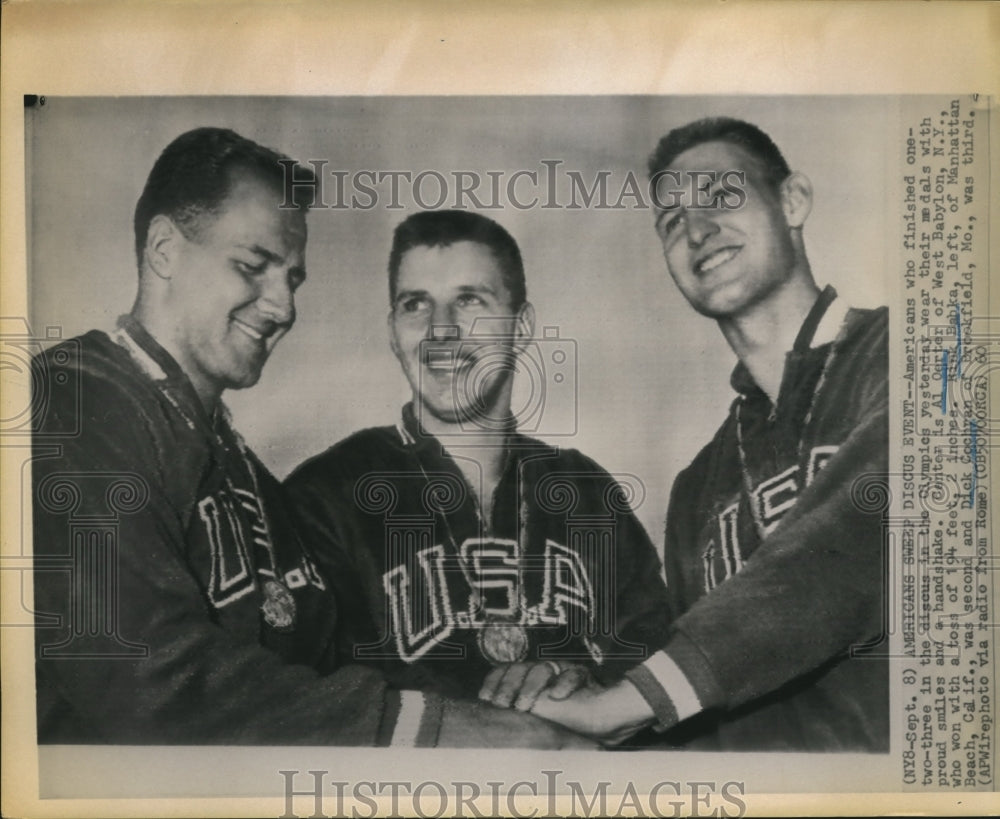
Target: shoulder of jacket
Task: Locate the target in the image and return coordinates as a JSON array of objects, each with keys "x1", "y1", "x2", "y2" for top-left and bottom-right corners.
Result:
[
  {"x1": 285, "y1": 424, "x2": 401, "y2": 489},
  {"x1": 670, "y1": 411, "x2": 735, "y2": 504},
  {"x1": 33, "y1": 330, "x2": 168, "y2": 435},
  {"x1": 510, "y1": 435, "x2": 609, "y2": 474},
  {"x1": 833, "y1": 305, "x2": 889, "y2": 405},
  {"x1": 843, "y1": 305, "x2": 889, "y2": 349},
  {"x1": 36, "y1": 329, "x2": 138, "y2": 386}
]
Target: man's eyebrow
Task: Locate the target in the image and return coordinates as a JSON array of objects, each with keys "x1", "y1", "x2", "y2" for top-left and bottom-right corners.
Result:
[
  {"x1": 393, "y1": 288, "x2": 428, "y2": 304},
  {"x1": 456, "y1": 284, "x2": 497, "y2": 295},
  {"x1": 236, "y1": 243, "x2": 283, "y2": 262}
]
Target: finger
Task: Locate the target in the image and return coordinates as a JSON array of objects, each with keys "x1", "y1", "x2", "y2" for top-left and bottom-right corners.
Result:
[
  {"x1": 547, "y1": 666, "x2": 590, "y2": 700},
  {"x1": 528, "y1": 690, "x2": 561, "y2": 722},
  {"x1": 478, "y1": 666, "x2": 508, "y2": 702},
  {"x1": 530, "y1": 689, "x2": 583, "y2": 732},
  {"x1": 513, "y1": 662, "x2": 559, "y2": 712},
  {"x1": 489, "y1": 663, "x2": 532, "y2": 708}
]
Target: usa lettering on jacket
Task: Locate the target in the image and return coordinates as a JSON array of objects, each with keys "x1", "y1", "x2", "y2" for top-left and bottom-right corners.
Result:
[
  {"x1": 703, "y1": 444, "x2": 839, "y2": 592},
  {"x1": 197, "y1": 481, "x2": 326, "y2": 608},
  {"x1": 381, "y1": 535, "x2": 598, "y2": 662}
]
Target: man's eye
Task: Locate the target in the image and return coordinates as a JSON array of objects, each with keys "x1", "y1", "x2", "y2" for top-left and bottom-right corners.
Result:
[
  {"x1": 658, "y1": 211, "x2": 685, "y2": 240},
  {"x1": 234, "y1": 259, "x2": 265, "y2": 276},
  {"x1": 399, "y1": 297, "x2": 428, "y2": 314},
  {"x1": 455, "y1": 294, "x2": 485, "y2": 308}
]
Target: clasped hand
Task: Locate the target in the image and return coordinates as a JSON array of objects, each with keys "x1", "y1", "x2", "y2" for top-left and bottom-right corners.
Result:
[{"x1": 479, "y1": 661, "x2": 655, "y2": 745}]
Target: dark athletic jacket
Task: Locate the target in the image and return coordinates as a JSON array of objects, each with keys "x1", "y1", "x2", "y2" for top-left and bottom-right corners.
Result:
[
  {"x1": 286, "y1": 405, "x2": 673, "y2": 700},
  {"x1": 33, "y1": 317, "x2": 439, "y2": 745},
  {"x1": 627, "y1": 287, "x2": 890, "y2": 751}
]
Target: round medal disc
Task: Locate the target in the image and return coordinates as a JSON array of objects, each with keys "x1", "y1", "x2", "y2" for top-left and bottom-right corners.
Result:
[
  {"x1": 478, "y1": 622, "x2": 529, "y2": 664},
  {"x1": 261, "y1": 579, "x2": 297, "y2": 631}
]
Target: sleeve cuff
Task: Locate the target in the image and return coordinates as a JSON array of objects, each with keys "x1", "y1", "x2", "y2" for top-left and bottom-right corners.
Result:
[
  {"x1": 661, "y1": 631, "x2": 726, "y2": 710},
  {"x1": 413, "y1": 692, "x2": 444, "y2": 747},
  {"x1": 380, "y1": 690, "x2": 446, "y2": 748},
  {"x1": 376, "y1": 689, "x2": 402, "y2": 746},
  {"x1": 384, "y1": 690, "x2": 424, "y2": 747},
  {"x1": 624, "y1": 663, "x2": 679, "y2": 732},
  {"x1": 625, "y1": 637, "x2": 722, "y2": 733}
]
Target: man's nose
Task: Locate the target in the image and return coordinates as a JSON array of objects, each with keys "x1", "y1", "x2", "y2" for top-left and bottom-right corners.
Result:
[
  {"x1": 685, "y1": 209, "x2": 720, "y2": 248},
  {"x1": 258, "y1": 270, "x2": 295, "y2": 325},
  {"x1": 429, "y1": 302, "x2": 460, "y2": 340}
]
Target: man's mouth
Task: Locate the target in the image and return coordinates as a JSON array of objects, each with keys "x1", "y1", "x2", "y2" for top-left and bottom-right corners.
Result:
[
  {"x1": 232, "y1": 317, "x2": 288, "y2": 353},
  {"x1": 232, "y1": 318, "x2": 265, "y2": 341},
  {"x1": 695, "y1": 246, "x2": 742, "y2": 276},
  {"x1": 424, "y1": 347, "x2": 475, "y2": 372}
]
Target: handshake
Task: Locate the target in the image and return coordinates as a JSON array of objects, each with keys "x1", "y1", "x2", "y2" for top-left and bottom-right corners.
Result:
[{"x1": 435, "y1": 662, "x2": 657, "y2": 749}]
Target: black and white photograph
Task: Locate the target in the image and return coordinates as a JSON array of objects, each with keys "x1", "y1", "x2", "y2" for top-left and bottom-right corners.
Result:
[{"x1": 2, "y1": 3, "x2": 997, "y2": 818}]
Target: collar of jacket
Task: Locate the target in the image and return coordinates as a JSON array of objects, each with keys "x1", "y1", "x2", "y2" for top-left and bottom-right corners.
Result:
[
  {"x1": 396, "y1": 401, "x2": 518, "y2": 451},
  {"x1": 111, "y1": 313, "x2": 226, "y2": 436},
  {"x1": 729, "y1": 284, "x2": 843, "y2": 398}
]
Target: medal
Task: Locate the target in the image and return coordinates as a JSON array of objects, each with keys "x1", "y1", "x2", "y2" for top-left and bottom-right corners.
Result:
[
  {"x1": 222, "y1": 420, "x2": 299, "y2": 634},
  {"x1": 261, "y1": 578, "x2": 297, "y2": 632},
  {"x1": 410, "y1": 432, "x2": 533, "y2": 666},
  {"x1": 478, "y1": 621, "x2": 529, "y2": 664}
]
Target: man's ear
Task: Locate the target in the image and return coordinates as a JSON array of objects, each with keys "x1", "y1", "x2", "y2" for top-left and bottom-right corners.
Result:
[
  {"x1": 780, "y1": 172, "x2": 813, "y2": 229},
  {"x1": 514, "y1": 302, "x2": 536, "y2": 351},
  {"x1": 143, "y1": 214, "x2": 182, "y2": 280},
  {"x1": 387, "y1": 311, "x2": 402, "y2": 360}
]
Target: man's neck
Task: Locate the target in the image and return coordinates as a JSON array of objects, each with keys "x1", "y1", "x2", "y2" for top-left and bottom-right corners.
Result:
[
  {"x1": 718, "y1": 275, "x2": 821, "y2": 403},
  {"x1": 130, "y1": 303, "x2": 221, "y2": 412},
  {"x1": 450, "y1": 443, "x2": 508, "y2": 523},
  {"x1": 417, "y1": 411, "x2": 511, "y2": 521},
  {"x1": 420, "y1": 417, "x2": 509, "y2": 473}
]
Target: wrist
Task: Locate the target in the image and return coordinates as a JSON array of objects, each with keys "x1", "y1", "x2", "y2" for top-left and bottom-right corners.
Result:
[
  {"x1": 610, "y1": 677, "x2": 657, "y2": 728},
  {"x1": 589, "y1": 679, "x2": 657, "y2": 746}
]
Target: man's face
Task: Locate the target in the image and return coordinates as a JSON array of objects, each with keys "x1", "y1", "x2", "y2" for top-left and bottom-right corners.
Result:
[
  {"x1": 165, "y1": 171, "x2": 307, "y2": 400},
  {"x1": 389, "y1": 240, "x2": 527, "y2": 428},
  {"x1": 653, "y1": 140, "x2": 797, "y2": 319}
]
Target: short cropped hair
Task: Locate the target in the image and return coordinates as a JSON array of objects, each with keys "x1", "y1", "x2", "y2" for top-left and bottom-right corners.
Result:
[
  {"x1": 133, "y1": 127, "x2": 312, "y2": 267},
  {"x1": 648, "y1": 117, "x2": 791, "y2": 191},
  {"x1": 387, "y1": 210, "x2": 526, "y2": 310}
]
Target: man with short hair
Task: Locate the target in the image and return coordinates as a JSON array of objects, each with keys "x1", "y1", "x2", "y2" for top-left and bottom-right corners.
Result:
[
  {"x1": 286, "y1": 209, "x2": 672, "y2": 707},
  {"x1": 32, "y1": 128, "x2": 585, "y2": 748},
  {"x1": 514, "y1": 117, "x2": 889, "y2": 751}
]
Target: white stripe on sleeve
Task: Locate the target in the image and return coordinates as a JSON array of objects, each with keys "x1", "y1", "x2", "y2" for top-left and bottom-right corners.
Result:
[
  {"x1": 391, "y1": 690, "x2": 426, "y2": 747},
  {"x1": 644, "y1": 652, "x2": 703, "y2": 721}
]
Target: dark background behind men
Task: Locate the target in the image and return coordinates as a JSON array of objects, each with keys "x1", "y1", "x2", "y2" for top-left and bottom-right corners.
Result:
[{"x1": 26, "y1": 96, "x2": 888, "y2": 547}]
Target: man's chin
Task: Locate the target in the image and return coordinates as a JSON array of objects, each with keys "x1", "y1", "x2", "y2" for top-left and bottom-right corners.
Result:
[
  {"x1": 688, "y1": 283, "x2": 755, "y2": 319},
  {"x1": 414, "y1": 398, "x2": 517, "y2": 435},
  {"x1": 414, "y1": 399, "x2": 470, "y2": 427},
  {"x1": 221, "y1": 364, "x2": 265, "y2": 392},
  {"x1": 408, "y1": 369, "x2": 514, "y2": 431}
]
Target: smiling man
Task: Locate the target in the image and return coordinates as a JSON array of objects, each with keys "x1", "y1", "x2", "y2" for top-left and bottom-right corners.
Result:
[
  {"x1": 286, "y1": 210, "x2": 671, "y2": 711},
  {"x1": 32, "y1": 130, "x2": 586, "y2": 748},
  {"x1": 519, "y1": 117, "x2": 890, "y2": 751}
]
